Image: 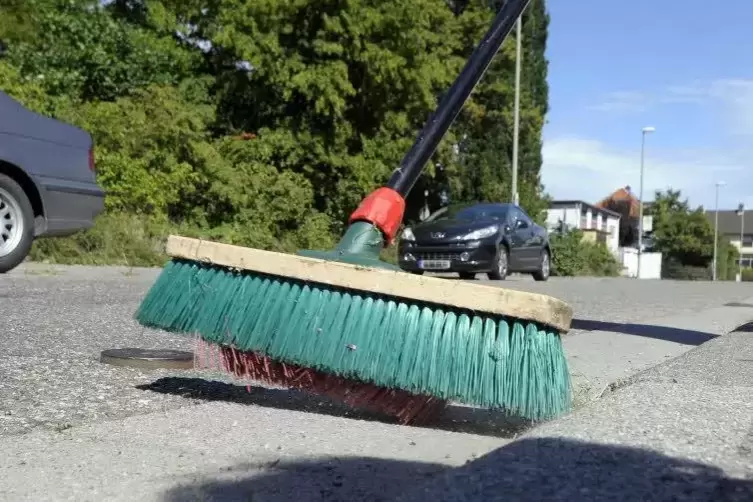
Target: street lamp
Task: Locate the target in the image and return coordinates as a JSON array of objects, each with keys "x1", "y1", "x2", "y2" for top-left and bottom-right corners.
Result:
[
  {"x1": 637, "y1": 126, "x2": 655, "y2": 279},
  {"x1": 737, "y1": 202, "x2": 745, "y2": 280},
  {"x1": 712, "y1": 181, "x2": 726, "y2": 281}
]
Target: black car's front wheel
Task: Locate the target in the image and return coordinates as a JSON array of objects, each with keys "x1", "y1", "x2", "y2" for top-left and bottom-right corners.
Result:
[
  {"x1": 532, "y1": 248, "x2": 551, "y2": 282},
  {"x1": 487, "y1": 246, "x2": 508, "y2": 281}
]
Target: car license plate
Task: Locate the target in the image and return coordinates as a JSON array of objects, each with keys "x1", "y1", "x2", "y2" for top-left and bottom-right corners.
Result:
[{"x1": 418, "y1": 259, "x2": 451, "y2": 270}]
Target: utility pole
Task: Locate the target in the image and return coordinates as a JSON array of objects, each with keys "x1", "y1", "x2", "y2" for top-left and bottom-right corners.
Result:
[
  {"x1": 737, "y1": 202, "x2": 745, "y2": 280},
  {"x1": 511, "y1": 15, "x2": 522, "y2": 206},
  {"x1": 637, "y1": 126, "x2": 655, "y2": 279},
  {"x1": 712, "y1": 181, "x2": 725, "y2": 281}
]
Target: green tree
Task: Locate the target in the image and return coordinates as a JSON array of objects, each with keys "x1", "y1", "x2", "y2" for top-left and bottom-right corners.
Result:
[
  {"x1": 445, "y1": 0, "x2": 550, "y2": 224},
  {"x1": 1, "y1": 0, "x2": 199, "y2": 102},
  {"x1": 1, "y1": 0, "x2": 553, "y2": 267},
  {"x1": 648, "y1": 189, "x2": 714, "y2": 267}
]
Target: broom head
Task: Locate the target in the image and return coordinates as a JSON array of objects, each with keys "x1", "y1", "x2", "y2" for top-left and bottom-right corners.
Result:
[{"x1": 135, "y1": 235, "x2": 574, "y2": 424}]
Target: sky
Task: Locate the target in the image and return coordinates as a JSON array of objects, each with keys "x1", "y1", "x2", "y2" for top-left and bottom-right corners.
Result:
[{"x1": 541, "y1": 0, "x2": 753, "y2": 211}]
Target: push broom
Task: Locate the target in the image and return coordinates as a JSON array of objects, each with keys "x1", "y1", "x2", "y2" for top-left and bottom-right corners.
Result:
[{"x1": 135, "y1": 0, "x2": 574, "y2": 425}]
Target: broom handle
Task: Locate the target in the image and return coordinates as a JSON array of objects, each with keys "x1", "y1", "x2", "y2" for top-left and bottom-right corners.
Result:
[
  {"x1": 385, "y1": 0, "x2": 530, "y2": 197},
  {"x1": 345, "y1": 0, "x2": 530, "y2": 246}
]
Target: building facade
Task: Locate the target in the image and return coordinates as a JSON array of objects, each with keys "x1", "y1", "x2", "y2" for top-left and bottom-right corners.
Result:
[
  {"x1": 705, "y1": 210, "x2": 753, "y2": 268},
  {"x1": 546, "y1": 200, "x2": 621, "y2": 255}
]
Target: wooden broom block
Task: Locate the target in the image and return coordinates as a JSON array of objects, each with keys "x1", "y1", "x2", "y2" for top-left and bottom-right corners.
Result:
[{"x1": 165, "y1": 235, "x2": 573, "y2": 333}]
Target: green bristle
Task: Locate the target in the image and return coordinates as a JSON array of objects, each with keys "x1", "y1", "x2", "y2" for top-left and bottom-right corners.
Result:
[{"x1": 136, "y1": 259, "x2": 572, "y2": 421}]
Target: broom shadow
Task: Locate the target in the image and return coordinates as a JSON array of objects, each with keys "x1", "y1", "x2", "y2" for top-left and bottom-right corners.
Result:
[
  {"x1": 136, "y1": 376, "x2": 533, "y2": 438},
  {"x1": 570, "y1": 318, "x2": 717, "y2": 346},
  {"x1": 161, "y1": 437, "x2": 753, "y2": 502},
  {"x1": 412, "y1": 273, "x2": 718, "y2": 346}
]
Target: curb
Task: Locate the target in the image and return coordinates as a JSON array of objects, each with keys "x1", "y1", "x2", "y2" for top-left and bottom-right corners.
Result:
[{"x1": 566, "y1": 295, "x2": 753, "y2": 405}]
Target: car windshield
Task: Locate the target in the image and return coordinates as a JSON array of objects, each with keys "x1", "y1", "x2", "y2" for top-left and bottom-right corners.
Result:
[{"x1": 426, "y1": 204, "x2": 509, "y2": 222}]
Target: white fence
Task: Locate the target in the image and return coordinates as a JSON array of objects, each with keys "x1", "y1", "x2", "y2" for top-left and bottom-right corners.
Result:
[{"x1": 619, "y1": 247, "x2": 662, "y2": 279}]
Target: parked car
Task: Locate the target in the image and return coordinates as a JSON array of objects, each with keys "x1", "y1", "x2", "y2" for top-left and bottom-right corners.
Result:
[
  {"x1": 397, "y1": 202, "x2": 552, "y2": 281},
  {"x1": 0, "y1": 90, "x2": 105, "y2": 273}
]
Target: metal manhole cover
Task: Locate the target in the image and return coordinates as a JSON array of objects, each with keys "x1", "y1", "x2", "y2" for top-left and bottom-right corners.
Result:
[{"x1": 100, "y1": 348, "x2": 194, "y2": 370}]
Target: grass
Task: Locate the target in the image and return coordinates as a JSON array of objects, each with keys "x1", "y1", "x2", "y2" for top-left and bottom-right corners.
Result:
[
  {"x1": 29, "y1": 212, "x2": 170, "y2": 268},
  {"x1": 21, "y1": 264, "x2": 63, "y2": 276}
]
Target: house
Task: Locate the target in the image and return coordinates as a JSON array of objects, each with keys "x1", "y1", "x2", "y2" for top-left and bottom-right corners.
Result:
[
  {"x1": 597, "y1": 186, "x2": 639, "y2": 214},
  {"x1": 595, "y1": 185, "x2": 654, "y2": 217},
  {"x1": 596, "y1": 185, "x2": 654, "y2": 232},
  {"x1": 546, "y1": 200, "x2": 621, "y2": 255},
  {"x1": 705, "y1": 209, "x2": 753, "y2": 268}
]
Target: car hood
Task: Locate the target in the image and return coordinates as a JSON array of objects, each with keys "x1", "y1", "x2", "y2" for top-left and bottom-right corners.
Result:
[
  {"x1": 0, "y1": 91, "x2": 92, "y2": 149},
  {"x1": 412, "y1": 219, "x2": 501, "y2": 242}
]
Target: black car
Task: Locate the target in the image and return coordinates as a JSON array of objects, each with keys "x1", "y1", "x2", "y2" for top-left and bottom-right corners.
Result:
[{"x1": 397, "y1": 202, "x2": 551, "y2": 281}]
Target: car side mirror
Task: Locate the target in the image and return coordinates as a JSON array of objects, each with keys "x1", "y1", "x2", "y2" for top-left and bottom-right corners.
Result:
[{"x1": 515, "y1": 220, "x2": 527, "y2": 230}]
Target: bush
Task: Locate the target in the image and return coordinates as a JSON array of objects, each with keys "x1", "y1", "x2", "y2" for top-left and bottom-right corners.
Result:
[
  {"x1": 28, "y1": 212, "x2": 172, "y2": 267},
  {"x1": 742, "y1": 269, "x2": 753, "y2": 282},
  {"x1": 29, "y1": 211, "x2": 404, "y2": 269},
  {"x1": 715, "y1": 237, "x2": 739, "y2": 281},
  {"x1": 549, "y1": 229, "x2": 621, "y2": 277},
  {"x1": 661, "y1": 236, "x2": 738, "y2": 281},
  {"x1": 380, "y1": 242, "x2": 399, "y2": 266},
  {"x1": 661, "y1": 258, "x2": 711, "y2": 281}
]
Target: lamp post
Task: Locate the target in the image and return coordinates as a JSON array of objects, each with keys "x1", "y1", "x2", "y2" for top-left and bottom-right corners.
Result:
[
  {"x1": 511, "y1": 15, "x2": 522, "y2": 206},
  {"x1": 637, "y1": 126, "x2": 655, "y2": 279},
  {"x1": 712, "y1": 181, "x2": 726, "y2": 281},
  {"x1": 737, "y1": 202, "x2": 745, "y2": 280}
]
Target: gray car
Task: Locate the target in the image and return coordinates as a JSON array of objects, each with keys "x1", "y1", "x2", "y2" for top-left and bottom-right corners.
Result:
[{"x1": 0, "y1": 91, "x2": 105, "y2": 273}]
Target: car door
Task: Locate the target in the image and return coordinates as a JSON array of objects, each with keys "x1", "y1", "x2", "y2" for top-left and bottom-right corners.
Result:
[
  {"x1": 504, "y1": 208, "x2": 528, "y2": 269},
  {"x1": 509, "y1": 207, "x2": 538, "y2": 269}
]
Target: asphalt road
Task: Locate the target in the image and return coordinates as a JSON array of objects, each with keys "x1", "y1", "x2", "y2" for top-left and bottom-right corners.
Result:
[
  {"x1": 2, "y1": 263, "x2": 753, "y2": 439},
  {"x1": 2, "y1": 263, "x2": 753, "y2": 501}
]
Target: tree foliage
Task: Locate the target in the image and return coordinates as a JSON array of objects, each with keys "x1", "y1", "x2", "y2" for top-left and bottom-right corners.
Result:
[
  {"x1": 448, "y1": 0, "x2": 550, "y2": 224},
  {"x1": 1, "y1": 0, "x2": 552, "y2": 265},
  {"x1": 647, "y1": 188, "x2": 738, "y2": 280},
  {"x1": 648, "y1": 189, "x2": 714, "y2": 267}
]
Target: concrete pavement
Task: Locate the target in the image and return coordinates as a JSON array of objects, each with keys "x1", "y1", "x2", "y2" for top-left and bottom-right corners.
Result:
[
  {"x1": 2, "y1": 324, "x2": 752, "y2": 501},
  {"x1": 565, "y1": 300, "x2": 753, "y2": 402},
  {"x1": 397, "y1": 330, "x2": 753, "y2": 501}
]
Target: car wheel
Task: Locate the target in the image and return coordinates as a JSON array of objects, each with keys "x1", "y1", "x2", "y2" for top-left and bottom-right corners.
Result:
[
  {"x1": 458, "y1": 272, "x2": 475, "y2": 280},
  {"x1": 0, "y1": 174, "x2": 35, "y2": 274},
  {"x1": 532, "y1": 248, "x2": 551, "y2": 282},
  {"x1": 487, "y1": 246, "x2": 508, "y2": 281}
]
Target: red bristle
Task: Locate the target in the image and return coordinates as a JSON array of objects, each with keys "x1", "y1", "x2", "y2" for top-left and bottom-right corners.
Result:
[{"x1": 194, "y1": 338, "x2": 446, "y2": 425}]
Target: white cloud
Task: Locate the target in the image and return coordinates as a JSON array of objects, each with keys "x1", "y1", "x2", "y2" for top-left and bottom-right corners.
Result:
[
  {"x1": 589, "y1": 79, "x2": 753, "y2": 138},
  {"x1": 544, "y1": 78, "x2": 753, "y2": 209},
  {"x1": 541, "y1": 136, "x2": 749, "y2": 209},
  {"x1": 703, "y1": 79, "x2": 753, "y2": 137}
]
